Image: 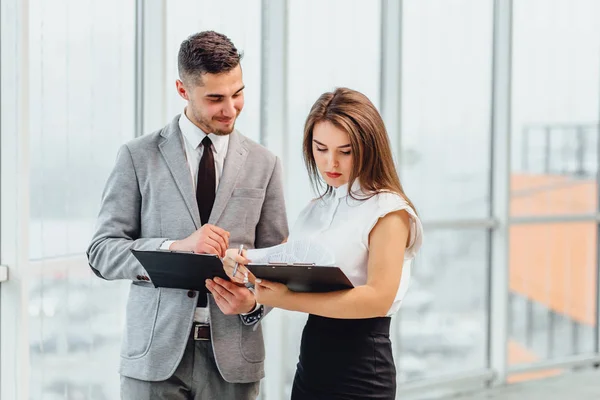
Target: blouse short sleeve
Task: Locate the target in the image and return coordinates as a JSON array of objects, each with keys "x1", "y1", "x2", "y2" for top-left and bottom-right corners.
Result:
[{"x1": 362, "y1": 192, "x2": 423, "y2": 260}]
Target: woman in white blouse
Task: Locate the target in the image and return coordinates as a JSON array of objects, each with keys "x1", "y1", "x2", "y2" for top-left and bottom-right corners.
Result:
[{"x1": 224, "y1": 87, "x2": 423, "y2": 399}]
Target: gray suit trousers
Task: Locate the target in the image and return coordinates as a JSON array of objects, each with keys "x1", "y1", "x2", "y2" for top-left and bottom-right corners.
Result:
[{"x1": 120, "y1": 337, "x2": 260, "y2": 400}]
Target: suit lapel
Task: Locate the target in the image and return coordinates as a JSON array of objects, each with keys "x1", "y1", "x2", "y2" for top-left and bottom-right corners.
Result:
[
  {"x1": 159, "y1": 116, "x2": 201, "y2": 229},
  {"x1": 209, "y1": 130, "x2": 248, "y2": 224}
]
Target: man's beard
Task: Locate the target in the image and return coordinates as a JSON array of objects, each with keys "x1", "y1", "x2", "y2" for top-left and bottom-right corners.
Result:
[
  {"x1": 212, "y1": 124, "x2": 235, "y2": 136},
  {"x1": 197, "y1": 112, "x2": 237, "y2": 136}
]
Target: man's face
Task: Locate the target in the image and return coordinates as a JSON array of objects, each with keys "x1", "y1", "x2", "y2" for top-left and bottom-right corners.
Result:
[{"x1": 176, "y1": 65, "x2": 244, "y2": 135}]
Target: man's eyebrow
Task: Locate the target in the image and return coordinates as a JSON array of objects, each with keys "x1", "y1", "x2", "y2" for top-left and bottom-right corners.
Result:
[{"x1": 205, "y1": 85, "x2": 245, "y2": 99}]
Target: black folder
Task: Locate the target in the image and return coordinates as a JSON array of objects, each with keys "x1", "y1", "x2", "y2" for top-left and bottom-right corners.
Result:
[
  {"x1": 131, "y1": 249, "x2": 228, "y2": 292},
  {"x1": 246, "y1": 263, "x2": 354, "y2": 293},
  {"x1": 131, "y1": 249, "x2": 354, "y2": 293}
]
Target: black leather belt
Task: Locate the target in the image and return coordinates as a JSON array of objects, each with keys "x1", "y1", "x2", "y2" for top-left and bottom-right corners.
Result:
[{"x1": 191, "y1": 322, "x2": 210, "y2": 341}]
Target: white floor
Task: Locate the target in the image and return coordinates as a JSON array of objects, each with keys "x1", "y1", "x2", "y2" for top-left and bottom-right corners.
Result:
[{"x1": 449, "y1": 369, "x2": 600, "y2": 399}]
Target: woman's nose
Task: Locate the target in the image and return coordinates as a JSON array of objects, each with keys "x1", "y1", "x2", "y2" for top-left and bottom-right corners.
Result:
[{"x1": 328, "y1": 155, "x2": 339, "y2": 168}]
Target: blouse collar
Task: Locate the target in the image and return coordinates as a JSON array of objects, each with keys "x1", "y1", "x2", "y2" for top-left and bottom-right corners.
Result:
[{"x1": 332, "y1": 179, "x2": 362, "y2": 199}]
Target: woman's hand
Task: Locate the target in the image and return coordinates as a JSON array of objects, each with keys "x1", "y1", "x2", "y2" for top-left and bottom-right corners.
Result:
[
  {"x1": 254, "y1": 279, "x2": 291, "y2": 308},
  {"x1": 222, "y1": 248, "x2": 255, "y2": 285}
]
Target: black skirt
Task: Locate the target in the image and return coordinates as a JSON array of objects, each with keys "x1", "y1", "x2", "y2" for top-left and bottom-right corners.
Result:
[{"x1": 291, "y1": 314, "x2": 396, "y2": 400}]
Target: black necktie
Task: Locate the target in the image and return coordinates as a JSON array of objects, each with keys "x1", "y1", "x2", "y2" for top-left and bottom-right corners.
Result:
[
  {"x1": 197, "y1": 136, "x2": 216, "y2": 226},
  {"x1": 196, "y1": 137, "x2": 215, "y2": 308}
]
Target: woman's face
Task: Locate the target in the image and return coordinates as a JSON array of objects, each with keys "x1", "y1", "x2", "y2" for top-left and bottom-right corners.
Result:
[{"x1": 312, "y1": 121, "x2": 354, "y2": 188}]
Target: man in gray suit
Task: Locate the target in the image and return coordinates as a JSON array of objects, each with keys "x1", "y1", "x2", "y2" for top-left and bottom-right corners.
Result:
[{"x1": 87, "y1": 31, "x2": 288, "y2": 399}]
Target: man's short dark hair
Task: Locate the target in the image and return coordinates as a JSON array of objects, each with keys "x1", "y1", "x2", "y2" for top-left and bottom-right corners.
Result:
[{"x1": 178, "y1": 31, "x2": 242, "y2": 85}]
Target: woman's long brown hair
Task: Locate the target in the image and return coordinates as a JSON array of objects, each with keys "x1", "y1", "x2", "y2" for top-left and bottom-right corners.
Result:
[{"x1": 303, "y1": 87, "x2": 416, "y2": 212}]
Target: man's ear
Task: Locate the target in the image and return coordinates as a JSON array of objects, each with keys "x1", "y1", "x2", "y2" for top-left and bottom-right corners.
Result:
[{"x1": 175, "y1": 79, "x2": 189, "y2": 101}]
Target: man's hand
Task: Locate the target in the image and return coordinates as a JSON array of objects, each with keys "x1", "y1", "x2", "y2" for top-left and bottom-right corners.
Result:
[
  {"x1": 170, "y1": 224, "x2": 230, "y2": 258},
  {"x1": 205, "y1": 277, "x2": 256, "y2": 315}
]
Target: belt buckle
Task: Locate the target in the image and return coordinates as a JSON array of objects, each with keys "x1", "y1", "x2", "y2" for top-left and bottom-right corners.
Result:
[{"x1": 194, "y1": 323, "x2": 210, "y2": 341}]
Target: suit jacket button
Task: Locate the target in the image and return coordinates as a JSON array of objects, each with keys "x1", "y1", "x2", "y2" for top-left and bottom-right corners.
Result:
[{"x1": 187, "y1": 290, "x2": 196, "y2": 298}]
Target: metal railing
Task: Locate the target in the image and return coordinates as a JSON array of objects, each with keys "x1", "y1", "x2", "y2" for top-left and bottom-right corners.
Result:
[{"x1": 521, "y1": 123, "x2": 598, "y2": 177}]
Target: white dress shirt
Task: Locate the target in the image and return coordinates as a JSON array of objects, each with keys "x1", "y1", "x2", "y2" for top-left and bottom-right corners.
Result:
[
  {"x1": 179, "y1": 109, "x2": 229, "y2": 190},
  {"x1": 288, "y1": 181, "x2": 423, "y2": 316},
  {"x1": 161, "y1": 110, "x2": 229, "y2": 323}
]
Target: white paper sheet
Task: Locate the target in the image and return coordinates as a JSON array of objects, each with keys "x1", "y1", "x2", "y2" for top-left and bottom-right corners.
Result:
[{"x1": 246, "y1": 238, "x2": 335, "y2": 265}]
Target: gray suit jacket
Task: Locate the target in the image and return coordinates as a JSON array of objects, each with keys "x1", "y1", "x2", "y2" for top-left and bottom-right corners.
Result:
[{"x1": 87, "y1": 115, "x2": 288, "y2": 383}]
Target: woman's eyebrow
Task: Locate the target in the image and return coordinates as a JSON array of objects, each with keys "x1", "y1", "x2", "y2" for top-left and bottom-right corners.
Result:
[{"x1": 313, "y1": 139, "x2": 350, "y2": 148}]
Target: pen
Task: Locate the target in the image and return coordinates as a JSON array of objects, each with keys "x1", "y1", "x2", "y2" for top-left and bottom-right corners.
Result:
[{"x1": 231, "y1": 244, "x2": 244, "y2": 278}]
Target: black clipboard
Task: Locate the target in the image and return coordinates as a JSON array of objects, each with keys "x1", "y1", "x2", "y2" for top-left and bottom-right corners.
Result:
[
  {"x1": 131, "y1": 249, "x2": 228, "y2": 292},
  {"x1": 246, "y1": 263, "x2": 353, "y2": 293}
]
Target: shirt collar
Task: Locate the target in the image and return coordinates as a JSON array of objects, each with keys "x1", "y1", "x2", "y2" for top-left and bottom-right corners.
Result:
[
  {"x1": 179, "y1": 109, "x2": 229, "y2": 155},
  {"x1": 333, "y1": 179, "x2": 362, "y2": 199}
]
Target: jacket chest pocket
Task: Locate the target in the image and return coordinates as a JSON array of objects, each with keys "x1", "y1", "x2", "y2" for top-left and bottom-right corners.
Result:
[
  {"x1": 232, "y1": 188, "x2": 265, "y2": 199},
  {"x1": 223, "y1": 188, "x2": 266, "y2": 231}
]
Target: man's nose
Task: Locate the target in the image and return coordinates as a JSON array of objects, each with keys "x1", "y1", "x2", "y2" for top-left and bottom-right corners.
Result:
[{"x1": 222, "y1": 100, "x2": 236, "y2": 117}]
